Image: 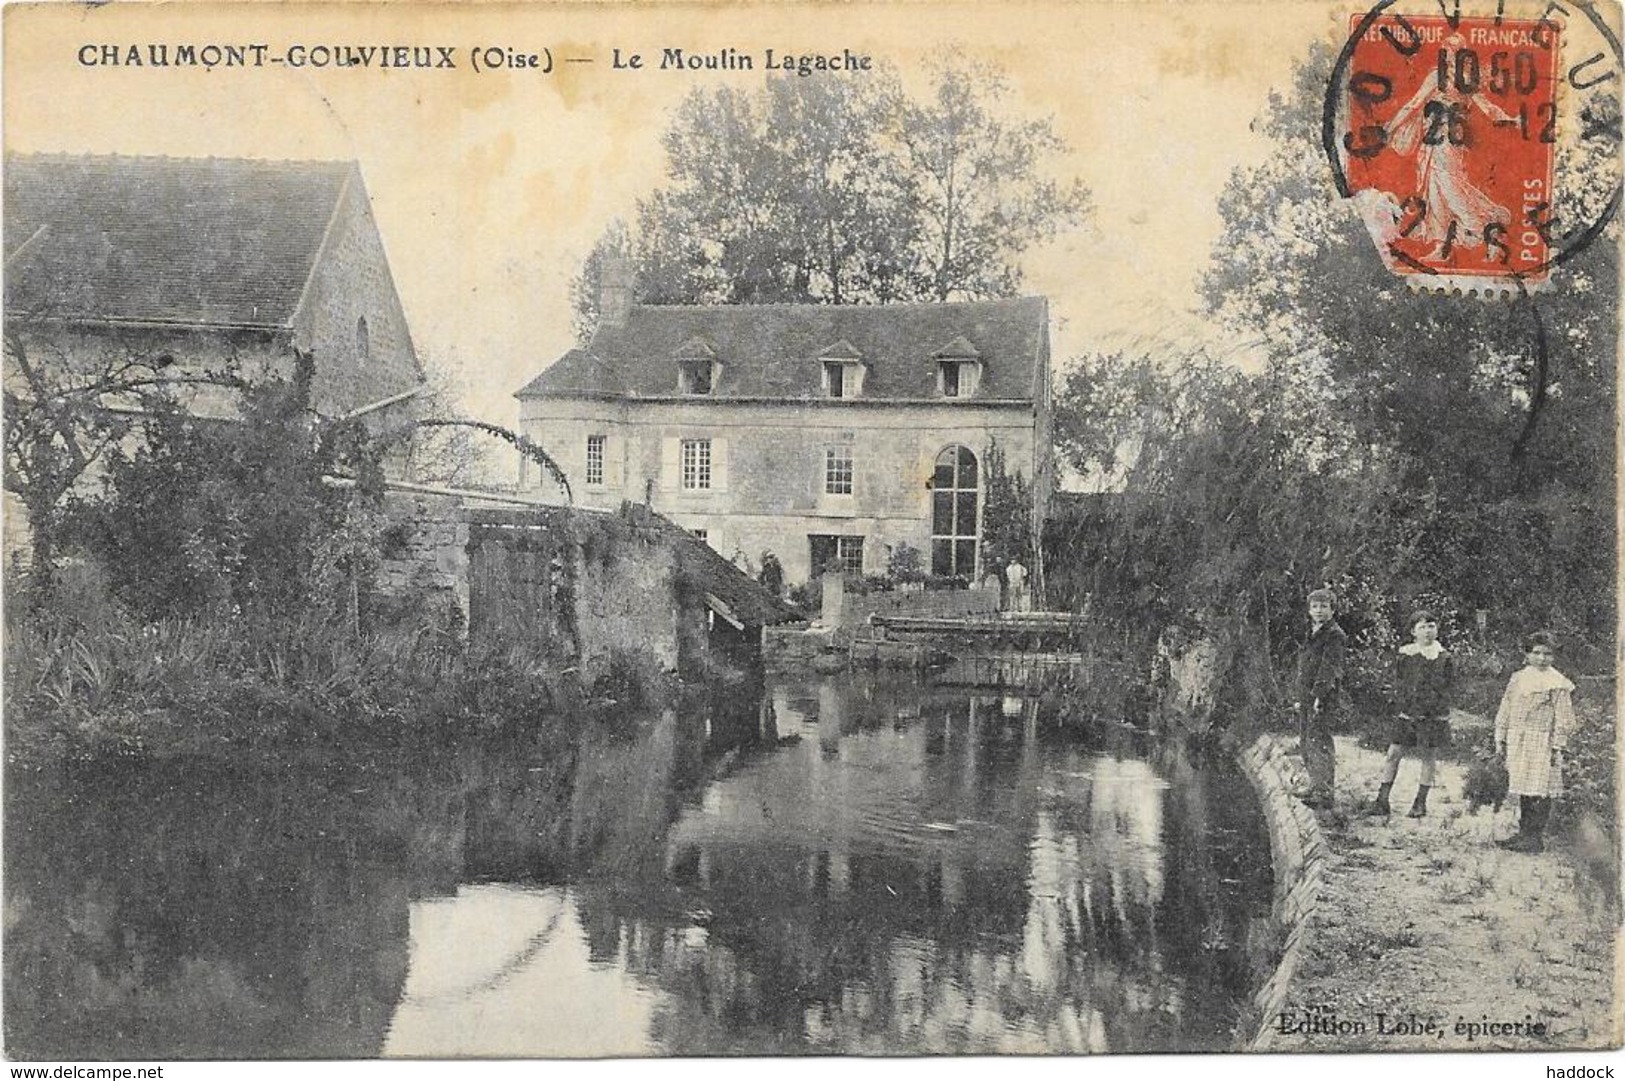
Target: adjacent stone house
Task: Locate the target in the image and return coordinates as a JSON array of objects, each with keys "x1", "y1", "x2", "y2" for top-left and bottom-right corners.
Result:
[
  {"x1": 4, "y1": 153, "x2": 424, "y2": 424},
  {"x1": 4, "y1": 153, "x2": 427, "y2": 559},
  {"x1": 515, "y1": 276, "x2": 1054, "y2": 586}
]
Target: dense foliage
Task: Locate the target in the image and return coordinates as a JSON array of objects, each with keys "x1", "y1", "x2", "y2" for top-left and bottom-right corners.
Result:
[
  {"x1": 1202, "y1": 48, "x2": 1615, "y2": 648},
  {"x1": 1050, "y1": 48, "x2": 1615, "y2": 691},
  {"x1": 73, "y1": 355, "x2": 386, "y2": 628}
]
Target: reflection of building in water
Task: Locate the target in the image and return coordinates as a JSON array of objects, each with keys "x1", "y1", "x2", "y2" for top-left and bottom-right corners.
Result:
[
  {"x1": 522, "y1": 678, "x2": 1259, "y2": 1054},
  {"x1": 106, "y1": 672, "x2": 1265, "y2": 1059}
]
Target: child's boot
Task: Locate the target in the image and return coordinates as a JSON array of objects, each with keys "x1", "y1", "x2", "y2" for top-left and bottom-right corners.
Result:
[
  {"x1": 1406, "y1": 785, "x2": 1430, "y2": 818},
  {"x1": 1497, "y1": 796, "x2": 1543, "y2": 853},
  {"x1": 1361, "y1": 782, "x2": 1393, "y2": 817},
  {"x1": 1524, "y1": 796, "x2": 1550, "y2": 853}
]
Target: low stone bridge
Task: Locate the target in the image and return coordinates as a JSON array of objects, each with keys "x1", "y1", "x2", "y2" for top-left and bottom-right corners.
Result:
[{"x1": 376, "y1": 494, "x2": 801, "y2": 688}]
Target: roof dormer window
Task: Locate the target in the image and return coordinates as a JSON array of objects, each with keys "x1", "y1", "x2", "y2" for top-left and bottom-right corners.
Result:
[
  {"x1": 934, "y1": 335, "x2": 983, "y2": 398},
  {"x1": 673, "y1": 337, "x2": 720, "y2": 396},
  {"x1": 819, "y1": 340, "x2": 866, "y2": 399},
  {"x1": 679, "y1": 360, "x2": 714, "y2": 395}
]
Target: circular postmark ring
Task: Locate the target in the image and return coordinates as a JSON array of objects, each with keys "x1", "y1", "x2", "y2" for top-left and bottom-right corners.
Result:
[{"x1": 1323, "y1": 0, "x2": 1622, "y2": 283}]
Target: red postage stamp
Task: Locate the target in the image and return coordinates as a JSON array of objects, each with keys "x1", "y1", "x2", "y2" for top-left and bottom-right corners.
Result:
[{"x1": 1342, "y1": 14, "x2": 1561, "y2": 286}]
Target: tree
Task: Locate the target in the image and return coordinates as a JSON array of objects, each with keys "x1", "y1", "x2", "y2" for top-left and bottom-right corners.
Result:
[
  {"x1": 980, "y1": 439, "x2": 1034, "y2": 570},
  {"x1": 3, "y1": 323, "x2": 243, "y2": 591},
  {"x1": 1202, "y1": 45, "x2": 1616, "y2": 640},
  {"x1": 893, "y1": 56, "x2": 1090, "y2": 301},
  {"x1": 632, "y1": 76, "x2": 915, "y2": 308},
  {"x1": 570, "y1": 58, "x2": 1090, "y2": 337},
  {"x1": 81, "y1": 353, "x2": 383, "y2": 626},
  {"x1": 400, "y1": 355, "x2": 499, "y2": 488}
]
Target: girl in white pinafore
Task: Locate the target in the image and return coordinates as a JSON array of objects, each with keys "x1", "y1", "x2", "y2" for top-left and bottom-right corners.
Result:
[{"x1": 1493, "y1": 632, "x2": 1578, "y2": 853}]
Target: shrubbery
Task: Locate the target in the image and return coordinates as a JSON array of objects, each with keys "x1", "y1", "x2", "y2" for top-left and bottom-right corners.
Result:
[
  {"x1": 3, "y1": 601, "x2": 579, "y2": 763},
  {"x1": 4, "y1": 355, "x2": 596, "y2": 765}
]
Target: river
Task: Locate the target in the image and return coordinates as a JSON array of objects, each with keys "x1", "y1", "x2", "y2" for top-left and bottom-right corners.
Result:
[{"x1": 4, "y1": 671, "x2": 1274, "y2": 1057}]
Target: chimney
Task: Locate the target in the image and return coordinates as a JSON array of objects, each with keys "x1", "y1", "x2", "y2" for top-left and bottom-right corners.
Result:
[{"x1": 599, "y1": 252, "x2": 634, "y2": 329}]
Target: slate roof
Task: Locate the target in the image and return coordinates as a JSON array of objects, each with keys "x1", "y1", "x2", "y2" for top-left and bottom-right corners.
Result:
[
  {"x1": 516, "y1": 297, "x2": 1048, "y2": 401},
  {"x1": 4, "y1": 153, "x2": 355, "y2": 328}
]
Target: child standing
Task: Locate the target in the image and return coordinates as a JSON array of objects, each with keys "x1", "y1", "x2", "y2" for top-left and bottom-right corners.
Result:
[
  {"x1": 1493, "y1": 632, "x2": 1578, "y2": 854},
  {"x1": 1294, "y1": 588, "x2": 1347, "y2": 808},
  {"x1": 1362, "y1": 611, "x2": 1454, "y2": 818}
]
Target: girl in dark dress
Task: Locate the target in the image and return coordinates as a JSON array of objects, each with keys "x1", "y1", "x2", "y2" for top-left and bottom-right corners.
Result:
[{"x1": 1362, "y1": 610, "x2": 1455, "y2": 818}]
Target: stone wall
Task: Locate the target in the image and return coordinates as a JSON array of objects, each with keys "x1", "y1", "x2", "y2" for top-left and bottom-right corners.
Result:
[
  {"x1": 1235, "y1": 734, "x2": 1328, "y2": 1051},
  {"x1": 375, "y1": 498, "x2": 704, "y2": 689},
  {"x1": 376, "y1": 492, "x2": 469, "y2": 631},
  {"x1": 291, "y1": 170, "x2": 422, "y2": 415},
  {"x1": 826, "y1": 583, "x2": 1002, "y2": 628},
  {"x1": 572, "y1": 520, "x2": 681, "y2": 684},
  {"x1": 517, "y1": 396, "x2": 1041, "y2": 585}
]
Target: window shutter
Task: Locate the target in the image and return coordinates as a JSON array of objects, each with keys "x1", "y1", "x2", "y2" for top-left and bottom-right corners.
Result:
[
  {"x1": 712, "y1": 436, "x2": 729, "y2": 492},
  {"x1": 661, "y1": 436, "x2": 679, "y2": 492}
]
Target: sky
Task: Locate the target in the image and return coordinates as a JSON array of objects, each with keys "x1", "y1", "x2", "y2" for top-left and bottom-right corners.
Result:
[{"x1": 4, "y1": 0, "x2": 1351, "y2": 427}]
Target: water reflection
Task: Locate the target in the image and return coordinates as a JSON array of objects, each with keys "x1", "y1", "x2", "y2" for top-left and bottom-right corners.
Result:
[{"x1": 5, "y1": 673, "x2": 1271, "y2": 1059}]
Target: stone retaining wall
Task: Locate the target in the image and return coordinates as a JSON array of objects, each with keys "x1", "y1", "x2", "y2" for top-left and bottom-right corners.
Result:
[
  {"x1": 377, "y1": 491, "x2": 469, "y2": 630},
  {"x1": 826, "y1": 583, "x2": 1001, "y2": 627},
  {"x1": 1236, "y1": 733, "x2": 1328, "y2": 1051}
]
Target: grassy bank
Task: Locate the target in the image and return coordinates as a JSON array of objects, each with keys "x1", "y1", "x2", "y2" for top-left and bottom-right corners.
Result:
[{"x1": 3, "y1": 606, "x2": 591, "y2": 764}]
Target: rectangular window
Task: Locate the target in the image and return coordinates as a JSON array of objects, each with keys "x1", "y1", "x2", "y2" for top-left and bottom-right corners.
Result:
[
  {"x1": 681, "y1": 439, "x2": 712, "y2": 490},
  {"x1": 692, "y1": 529, "x2": 708, "y2": 542},
  {"x1": 585, "y1": 434, "x2": 605, "y2": 486},
  {"x1": 824, "y1": 446, "x2": 853, "y2": 495},
  {"x1": 810, "y1": 534, "x2": 865, "y2": 576},
  {"x1": 836, "y1": 536, "x2": 864, "y2": 574},
  {"x1": 824, "y1": 361, "x2": 845, "y2": 398},
  {"x1": 680, "y1": 361, "x2": 713, "y2": 395},
  {"x1": 940, "y1": 361, "x2": 961, "y2": 397}
]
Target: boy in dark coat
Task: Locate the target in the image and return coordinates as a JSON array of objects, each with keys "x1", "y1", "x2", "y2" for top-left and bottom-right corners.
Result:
[{"x1": 1295, "y1": 587, "x2": 1347, "y2": 808}]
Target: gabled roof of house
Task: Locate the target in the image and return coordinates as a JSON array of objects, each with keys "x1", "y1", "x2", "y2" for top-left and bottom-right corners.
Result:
[
  {"x1": 4, "y1": 153, "x2": 356, "y2": 329},
  {"x1": 516, "y1": 297, "x2": 1048, "y2": 401}
]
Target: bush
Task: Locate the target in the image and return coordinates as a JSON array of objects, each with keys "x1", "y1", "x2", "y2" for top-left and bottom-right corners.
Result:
[
  {"x1": 2, "y1": 603, "x2": 579, "y2": 763},
  {"x1": 74, "y1": 357, "x2": 385, "y2": 627},
  {"x1": 787, "y1": 582, "x2": 820, "y2": 615},
  {"x1": 1558, "y1": 689, "x2": 1617, "y2": 839},
  {"x1": 886, "y1": 542, "x2": 925, "y2": 585}
]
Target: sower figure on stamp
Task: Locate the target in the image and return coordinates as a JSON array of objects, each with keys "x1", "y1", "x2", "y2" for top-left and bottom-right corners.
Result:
[
  {"x1": 1362, "y1": 610, "x2": 1454, "y2": 819},
  {"x1": 1293, "y1": 587, "x2": 1347, "y2": 809},
  {"x1": 1494, "y1": 632, "x2": 1578, "y2": 854}
]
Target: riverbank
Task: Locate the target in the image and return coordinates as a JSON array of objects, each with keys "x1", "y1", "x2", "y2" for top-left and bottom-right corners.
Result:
[
  {"x1": 1259, "y1": 725, "x2": 1620, "y2": 1052},
  {"x1": 0, "y1": 610, "x2": 622, "y2": 766}
]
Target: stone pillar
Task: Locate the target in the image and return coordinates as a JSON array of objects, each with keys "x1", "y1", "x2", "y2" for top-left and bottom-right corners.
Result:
[{"x1": 821, "y1": 572, "x2": 845, "y2": 625}]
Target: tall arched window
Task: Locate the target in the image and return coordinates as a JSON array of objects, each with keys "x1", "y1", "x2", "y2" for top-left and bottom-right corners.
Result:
[
  {"x1": 931, "y1": 445, "x2": 978, "y2": 578},
  {"x1": 356, "y1": 316, "x2": 371, "y2": 366}
]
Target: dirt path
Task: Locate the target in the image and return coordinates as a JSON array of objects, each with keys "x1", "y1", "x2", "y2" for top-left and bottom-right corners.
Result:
[{"x1": 1259, "y1": 730, "x2": 1620, "y2": 1052}]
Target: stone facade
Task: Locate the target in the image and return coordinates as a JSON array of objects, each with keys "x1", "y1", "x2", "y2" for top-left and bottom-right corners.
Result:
[
  {"x1": 515, "y1": 297, "x2": 1055, "y2": 587},
  {"x1": 518, "y1": 395, "x2": 1042, "y2": 585},
  {"x1": 289, "y1": 170, "x2": 423, "y2": 420}
]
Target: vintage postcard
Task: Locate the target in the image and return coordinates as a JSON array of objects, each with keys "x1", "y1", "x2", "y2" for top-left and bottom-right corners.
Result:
[{"x1": 3, "y1": 0, "x2": 1620, "y2": 1066}]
